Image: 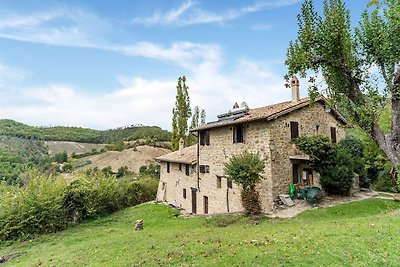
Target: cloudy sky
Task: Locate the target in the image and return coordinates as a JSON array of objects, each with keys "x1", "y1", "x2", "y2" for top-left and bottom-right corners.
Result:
[{"x1": 0, "y1": 0, "x2": 366, "y2": 130}]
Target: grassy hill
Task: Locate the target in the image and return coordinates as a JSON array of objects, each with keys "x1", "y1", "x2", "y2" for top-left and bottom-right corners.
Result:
[
  {"x1": 77, "y1": 145, "x2": 170, "y2": 173},
  {"x1": 45, "y1": 141, "x2": 107, "y2": 156},
  {"x1": 1, "y1": 199, "x2": 399, "y2": 266},
  {"x1": 0, "y1": 119, "x2": 170, "y2": 144},
  {"x1": 0, "y1": 136, "x2": 47, "y2": 159}
]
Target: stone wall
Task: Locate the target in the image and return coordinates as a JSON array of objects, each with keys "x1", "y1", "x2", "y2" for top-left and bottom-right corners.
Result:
[
  {"x1": 269, "y1": 102, "x2": 346, "y2": 199},
  {"x1": 198, "y1": 121, "x2": 274, "y2": 214},
  {"x1": 157, "y1": 101, "x2": 346, "y2": 215},
  {"x1": 156, "y1": 162, "x2": 198, "y2": 212}
]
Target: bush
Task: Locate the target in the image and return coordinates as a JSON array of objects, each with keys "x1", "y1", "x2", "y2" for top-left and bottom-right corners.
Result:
[
  {"x1": 0, "y1": 170, "x2": 159, "y2": 241},
  {"x1": 0, "y1": 173, "x2": 67, "y2": 241},
  {"x1": 224, "y1": 152, "x2": 265, "y2": 215},
  {"x1": 374, "y1": 166, "x2": 400, "y2": 193},
  {"x1": 295, "y1": 136, "x2": 364, "y2": 195}
]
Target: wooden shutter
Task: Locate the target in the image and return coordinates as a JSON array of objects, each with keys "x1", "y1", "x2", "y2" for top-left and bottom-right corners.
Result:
[
  {"x1": 290, "y1": 121, "x2": 299, "y2": 140},
  {"x1": 331, "y1": 127, "x2": 337, "y2": 143}
]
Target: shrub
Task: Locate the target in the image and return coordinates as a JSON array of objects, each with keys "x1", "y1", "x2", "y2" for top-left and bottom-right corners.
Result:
[
  {"x1": 0, "y1": 170, "x2": 159, "y2": 241},
  {"x1": 224, "y1": 152, "x2": 265, "y2": 215},
  {"x1": 374, "y1": 166, "x2": 400, "y2": 193},
  {"x1": 295, "y1": 136, "x2": 364, "y2": 195},
  {"x1": 0, "y1": 173, "x2": 67, "y2": 241}
]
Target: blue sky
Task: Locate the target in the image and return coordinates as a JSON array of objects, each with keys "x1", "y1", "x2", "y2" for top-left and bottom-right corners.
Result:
[{"x1": 0, "y1": 0, "x2": 367, "y2": 130}]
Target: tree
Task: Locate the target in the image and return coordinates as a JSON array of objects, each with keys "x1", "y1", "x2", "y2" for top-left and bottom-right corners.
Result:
[
  {"x1": 286, "y1": 0, "x2": 400, "y2": 165},
  {"x1": 171, "y1": 76, "x2": 191, "y2": 151},
  {"x1": 224, "y1": 152, "x2": 266, "y2": 215},
  {"x1": 171, "y1": 77, "x2": 206, "y2": 149},
  {"x1": 200, "y1": 109, "x2": 206, "y2": 125}
]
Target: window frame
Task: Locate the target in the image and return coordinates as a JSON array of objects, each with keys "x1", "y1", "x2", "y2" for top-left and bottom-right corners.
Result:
[
  {"x1": 290, "y1": 121, "x2": 299, "y2": 140},
  {"x1": 233, "y1": 124, "x2": 244, "y2": 143},
  {"x1": 199, "y1": 130, "x2": 210, "y2": 146}
]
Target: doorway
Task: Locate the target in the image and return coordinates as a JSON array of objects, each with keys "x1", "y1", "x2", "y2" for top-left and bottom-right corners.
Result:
[{"x1": 191, "y1": 188, "x2": 197, "y2": 214}]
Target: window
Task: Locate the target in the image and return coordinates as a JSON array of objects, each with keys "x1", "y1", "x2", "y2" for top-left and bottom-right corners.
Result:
[
  {"x1": 217, "y1": 177, "x2": 222, "y2": 188},
  {"x1": 227, "y1": 180, "x2": 233, "y2": 189},
  {"x1": 203, "y1": 196, "x2": 209, "y2": 214},
  {"x1": 316, "y1": 125, "x2": 320, "y2": 133},
  {"x1": 331, "y1": 127, "x2": 337, "y2": 143},
  {"x1": 183, "y1": 188, "x2": 187, "y2": 199},
  {"x1": 290, "y1": 121, "x2": 299, "y2": 140},
  {"x1": 179, "y1": 163, "x2": 182, "y2": 171},
  {"x1": 167, "y1": 162, "x2": 170, "y2": 173},
  {"x1": 200, "y1": 130, "x2": 210, "y2": 146},
  {"x1": 233, "y1": 124, "x2": 244, "y2": 143},
  {"x1": 185, "y1": 164, "x2": 190, "y2": 176},
  {"x1": 199, "y1": 165, "x2": 210, "y2": 173}
]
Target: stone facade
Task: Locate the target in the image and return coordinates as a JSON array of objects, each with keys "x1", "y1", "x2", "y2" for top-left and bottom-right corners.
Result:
[{"x1": 157, "y1": 95, "x2": 346, "y2": 215}]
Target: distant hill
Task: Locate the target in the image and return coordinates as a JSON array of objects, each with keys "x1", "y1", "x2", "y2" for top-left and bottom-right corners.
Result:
[
  {"x1": 45, "y1": 141, "x2": 107, "y2": 156},
  {"x1": 0, "y1": 119, "x2": 171, "y2": 144},
  {"x1": 77, "y1": 145, "x2": 171, "y2": 173},
  {"x1": 0, "y1": 135, "x2": 48, "y2": 159}
]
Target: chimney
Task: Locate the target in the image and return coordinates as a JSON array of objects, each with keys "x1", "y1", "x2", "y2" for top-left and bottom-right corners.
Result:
[
  {"x1": 179, "y1": 138, "x2": 184, "y2": 156},
  {"x1": 291, "y1": 76, "x2": 300, "y2": 103}
]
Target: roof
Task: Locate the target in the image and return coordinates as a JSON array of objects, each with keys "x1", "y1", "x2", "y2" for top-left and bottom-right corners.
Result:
[
  {"x1": 192, "y1": 96, "x2": 347, "y2": 131},
  {"x1": 155, "y1": 145, "x2": 197, "y2": 165}
]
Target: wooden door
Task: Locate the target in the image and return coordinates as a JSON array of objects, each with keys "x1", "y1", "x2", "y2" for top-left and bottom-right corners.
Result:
[{"x1": 191, "y1": 189, "x2": 197, "y2": 214}]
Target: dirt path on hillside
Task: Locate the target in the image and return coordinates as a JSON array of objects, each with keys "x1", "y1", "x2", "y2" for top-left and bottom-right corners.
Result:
[{"x1": 270, "y1": 191, "x2": 380, "y2": 218}]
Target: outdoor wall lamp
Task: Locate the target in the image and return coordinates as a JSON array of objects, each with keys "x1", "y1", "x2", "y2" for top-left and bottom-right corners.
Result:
[{"x1": 269, "y1": 139, "x2": 275, "y2": 150}]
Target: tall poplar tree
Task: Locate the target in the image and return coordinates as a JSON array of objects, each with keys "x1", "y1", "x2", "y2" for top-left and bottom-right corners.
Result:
[{"x1": 171, "y1": 76, "x2": 191, "y2": 151}]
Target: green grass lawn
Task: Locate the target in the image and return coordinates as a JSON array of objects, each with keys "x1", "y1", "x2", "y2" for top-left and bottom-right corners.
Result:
[{"x1": 1, "y1": 199, "x2": 400, "y2": 266}]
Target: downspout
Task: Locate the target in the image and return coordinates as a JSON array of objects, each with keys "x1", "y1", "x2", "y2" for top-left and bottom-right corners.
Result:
[
  {"x1": 189, "y1": 131, "x2": 200, "y2": 191},
  {"x1": 226, "y1": 184, "x2": 230, "y2": 213},
  {"x1": 196, "y1": 132, "x2": 200, "y2": 190}
]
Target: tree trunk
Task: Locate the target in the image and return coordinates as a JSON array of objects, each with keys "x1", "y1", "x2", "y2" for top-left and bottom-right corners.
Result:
[{"x1": 371, "y1": 98, "x2": 400, "y2": 166}]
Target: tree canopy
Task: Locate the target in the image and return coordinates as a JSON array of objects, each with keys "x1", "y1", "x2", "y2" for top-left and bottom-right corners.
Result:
[{"x1": 286, "y1": 0, "x2": 400, "y2": 165}]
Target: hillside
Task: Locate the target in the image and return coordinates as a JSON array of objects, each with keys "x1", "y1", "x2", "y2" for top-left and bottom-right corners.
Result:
[
  {"x1": 77, "y1": 145, "x2": 171, "y2": 172},
  {"x1": 0, "y1": 135, "x2": 47, "y2": 159},
  {"x1": 1, "y1": 199, "x2": 399, "y2": 266},
  {"x1": 45, "y1": 141, "x2": 107, "y2": 156},
  {"x1": 0, "y1": 119, "x2": 170, "y2": 144}
]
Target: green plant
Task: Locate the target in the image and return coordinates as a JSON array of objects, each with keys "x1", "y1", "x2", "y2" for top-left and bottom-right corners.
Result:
[
  {"x1": 224, "y1": 152, "x2": 265, "y2": 215},
  {"x1": 295, "y1": 136, "x2": 363, "y2": 195}
]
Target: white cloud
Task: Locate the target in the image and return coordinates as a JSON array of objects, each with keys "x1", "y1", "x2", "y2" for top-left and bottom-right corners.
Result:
[
  {"x1": 1, "y1": 54, "x2": 297, "y2": 130},
  {"x1": 132, "y1": 0, "x2": 301, "y2": 27},
  {"x1": 0, "y1": 7, "x2": 111, "y2": 48},
  {"x1": 0, "y1": 63, "x2": 29, "y2": 84}
]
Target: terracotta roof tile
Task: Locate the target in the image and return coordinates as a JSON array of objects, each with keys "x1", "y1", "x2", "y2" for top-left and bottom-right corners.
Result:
[
  {"x1": 155, "y1": 145, "x2": 197, "y2": 165},
  {"x1": 192, "y1": 96, "x2": 347, "y2": 131}
]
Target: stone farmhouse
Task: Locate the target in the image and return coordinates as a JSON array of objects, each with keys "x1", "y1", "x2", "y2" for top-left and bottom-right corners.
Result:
[{"x1": 156, "y1": 77, "x2": 347, "y2": 215}]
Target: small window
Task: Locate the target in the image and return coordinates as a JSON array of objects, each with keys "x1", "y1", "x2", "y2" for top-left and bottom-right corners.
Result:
[
  {"x1": 227, "y1": 180, "x2": 233, "y2": 189},
  {"x1": 331, "y1": 127, "x2": 337, "y2": 143},
  {"x1": 316, "y1": 125, "x2": 320, "y2": 133},
  {"x1": 185, "y1": 164, "x2": 190, "y2": 176},
  {"x1": 167, "y1": 162, "x2": 170, "y2": 173},
  {"x1": 217, "y1": 177, "x2": 222, "y2": 188},
  {"x1": 200, "y1": 130, "x2": 210, "y2": 146},
  {"x1": 179, "y1": 163, "x2": 182, "y2": 171},
  {"x1": 233, "y1": 124, "x2": 244, "y2": 143},
  {"x1": 290, "y1": 121, "x2": 299, "y2": 140},
  {"x1": 199, "y1": 165, "x2": 210, "y2": 173},
  {"x1": 183, "y1": 188, "x2": 187, "y2": 199}
]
